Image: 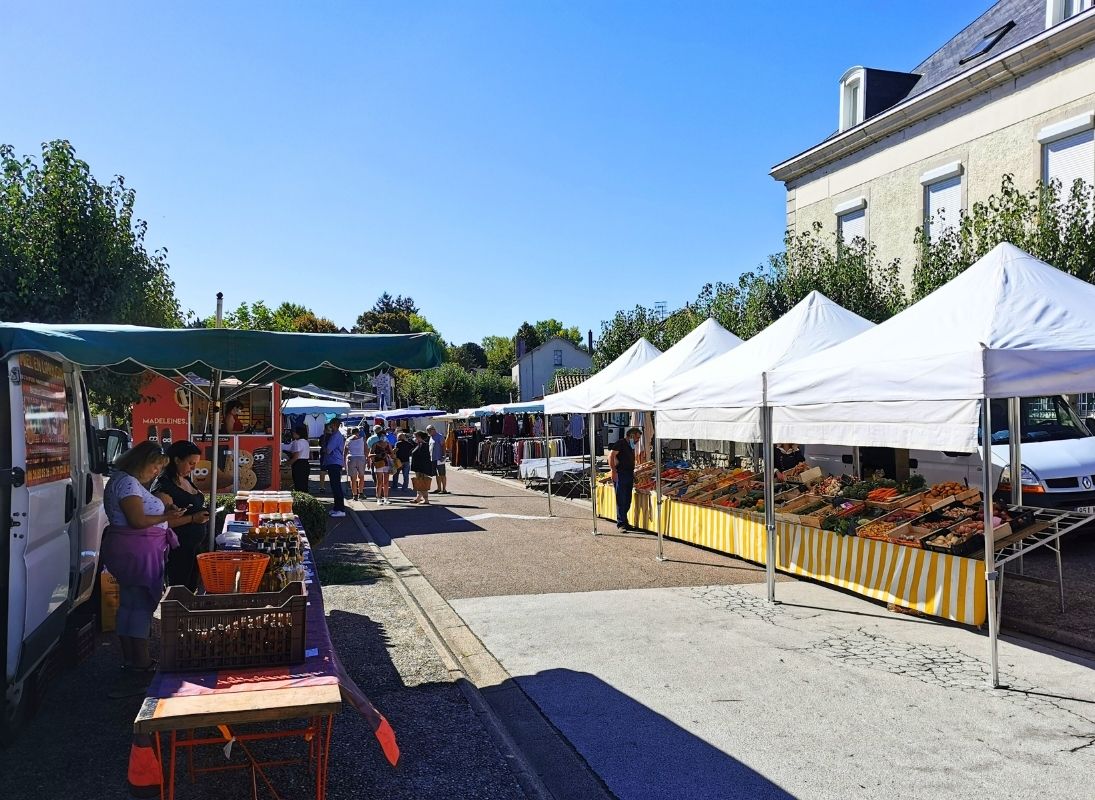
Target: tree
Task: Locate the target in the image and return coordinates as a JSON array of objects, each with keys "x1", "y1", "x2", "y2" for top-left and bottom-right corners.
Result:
[
  {"x1": 472, "y1": 370, "x2": 515, "y2": 405},
  {"x1": 352, "y1": 293, "x2": 423, "y2": 334},
  {"x1": 291, "y1": 312, "x2": 339, "y2": 333},
  {"x1": 482, "y1": 334, "x2": 516, "y2": 375},
  {"x1": 514, "y1": 321, "x2": 542, "y2": 353},
  {"x1": 415, "y1": 363, "x2": 477, "y2": 411},
  {"x1": 408, "y1": 312, "x2": 440, "y2": 336},
  {"x1": 373, "y1": 292, "x2": 418, "y2": 316},
  {"x1": 593, "y1": 305, "x2": 661, "y2": 369},
  {"x1": 533, "y1": 319, "x2": 583, "y2": 349},
  {"x1": 913, "y1": 173, "x2": 1095, "y2": 300},
  {"x1": 450, "y1": 341, "x2": 488, "y2": 371},
  {"x1": 0, "y1": 140, "x2": 181, "y2": 421},
  {"x1": 209, "y1": 300, "x2": 338, "y2": 333}
]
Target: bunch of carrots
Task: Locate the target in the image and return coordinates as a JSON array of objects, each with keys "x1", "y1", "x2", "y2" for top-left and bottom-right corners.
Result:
[{"x1": 866, "y1": 487, "x2": 900, "y2": 501}]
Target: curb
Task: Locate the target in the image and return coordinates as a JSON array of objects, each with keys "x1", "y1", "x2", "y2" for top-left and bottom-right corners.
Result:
[{"x1": 346, "y1": 503, "x2": 615, "y2": 800}]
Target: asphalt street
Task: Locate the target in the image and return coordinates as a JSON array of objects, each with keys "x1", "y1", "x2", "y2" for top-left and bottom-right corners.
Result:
[{"x1": 359, "y1": 467, "x2": 1095, "y2": 800}]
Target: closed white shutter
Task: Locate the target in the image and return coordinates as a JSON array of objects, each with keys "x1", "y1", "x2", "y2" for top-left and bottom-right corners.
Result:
[
  {"x1": 837, "y1": 208, "x2": 866, "y2": 243},
  {"x1": 925, "y1": 176, "x2": 962, "y2": 242},
  {"x1": 1043, "y1": 128, "x2": 1095, "y2": 196}
]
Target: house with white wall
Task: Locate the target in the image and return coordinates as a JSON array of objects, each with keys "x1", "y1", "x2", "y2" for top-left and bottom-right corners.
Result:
[
  {"x1": 511, "y1": 337, "x2": 592, "y2": 401},
  {"x1": 771, "y1": 0, "x2": 1095, "y2": 282}
]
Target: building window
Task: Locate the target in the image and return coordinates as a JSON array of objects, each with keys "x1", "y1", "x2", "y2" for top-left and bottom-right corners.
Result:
[
  {"x1": 1039, "y1": 114, "x2": 1095, "y2": 196},
  {"x1": 920, "y1": 162, "x2": 963, "y2": 243},
  {"x1": 553, "y1": 349, "x2": 563, "y2": 366},
  {"x1": 1047, "y1": 0, "x2": 1093, "y2": 27},
  {"x1": 958, "y1": 21, "x2": 1015, "y2": 65},
  {"x1": 834, "y1": 196, "x2": 867, "y2": 249},
  {"x1": 838, "y1": 67, "x2": 865, "y2": 133}
]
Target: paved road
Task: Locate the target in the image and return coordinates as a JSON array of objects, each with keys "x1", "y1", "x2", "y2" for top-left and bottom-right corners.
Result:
[{"x1": 361, "y1": 467, "x2": 1095, "y2": 800}]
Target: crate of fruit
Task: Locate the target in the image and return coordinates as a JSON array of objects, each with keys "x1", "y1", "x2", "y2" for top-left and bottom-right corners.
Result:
[
  {"x1": 923, "y1": 519, "x2": 1010, "y2": 555},
  {"x1": 857, "y1": 519, "x2": 912, "y2": 542},
  {"x1": 160, "y1": 583, "x2": 308, "y2": 672}
]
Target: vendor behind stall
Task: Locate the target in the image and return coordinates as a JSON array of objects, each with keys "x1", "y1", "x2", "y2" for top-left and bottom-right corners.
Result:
[
  {"x1": 222, "y1": 399, "x2": 245, "y2": 433},
  {"x1": 609, "y1": 427, "x2": 643, "y2": 531},
  {"x1": 773, "y1": 443, "x2": 806, "y2": 479}
]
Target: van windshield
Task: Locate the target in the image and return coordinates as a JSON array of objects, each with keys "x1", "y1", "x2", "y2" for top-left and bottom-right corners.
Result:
[{"x1": 983, "y1": 397, "x2": 1092, "y2": 445}]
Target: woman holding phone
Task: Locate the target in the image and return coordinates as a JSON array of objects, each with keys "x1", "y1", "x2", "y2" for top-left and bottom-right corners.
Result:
[{"x1": 153, "y1": 441, "x2": 211, "y2": 591}]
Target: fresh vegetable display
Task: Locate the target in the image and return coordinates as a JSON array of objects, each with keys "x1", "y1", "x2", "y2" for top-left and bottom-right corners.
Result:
[{"x1": 927, "y1": 481, "x2": 965, "y2": 499}]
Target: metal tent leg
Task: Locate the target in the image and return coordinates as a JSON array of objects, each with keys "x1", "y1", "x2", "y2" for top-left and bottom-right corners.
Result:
[{"x1": 983, "y1": 397, "x2": 1001, "y2": 688}]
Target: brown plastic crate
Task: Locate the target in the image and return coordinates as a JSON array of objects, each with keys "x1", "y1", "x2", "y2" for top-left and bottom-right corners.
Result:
[{"x1": 159, "y1": 582, "x2": 308, "y2": 672}]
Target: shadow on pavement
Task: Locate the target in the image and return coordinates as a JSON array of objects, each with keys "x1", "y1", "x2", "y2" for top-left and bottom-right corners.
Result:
[{"x1": 509, "y1": 668, "x2": 794, "y2": 800}]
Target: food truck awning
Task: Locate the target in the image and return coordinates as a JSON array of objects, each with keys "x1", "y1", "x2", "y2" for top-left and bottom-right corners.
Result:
[{"x1": 0, "y1": 323, "x2": 445, "y2": 390}]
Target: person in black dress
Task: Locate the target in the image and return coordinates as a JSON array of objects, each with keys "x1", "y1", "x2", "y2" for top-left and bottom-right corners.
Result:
[{"x1": 152, "y1": 441, "x2": 211, "y2": 590}]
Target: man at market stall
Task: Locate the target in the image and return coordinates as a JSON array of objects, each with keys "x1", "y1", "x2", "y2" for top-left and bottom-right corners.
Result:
[{"x1": 609, "y1": 427, "x2": 643, "y2": 531}]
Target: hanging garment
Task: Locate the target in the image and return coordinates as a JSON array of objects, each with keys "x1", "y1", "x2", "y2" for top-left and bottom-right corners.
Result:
[
  {"x1": 569, "y1": 414, "x2": 585, "y2": 439},
  {"x1": 502, "y1": 414, "x2": 519, "y2": 438}
]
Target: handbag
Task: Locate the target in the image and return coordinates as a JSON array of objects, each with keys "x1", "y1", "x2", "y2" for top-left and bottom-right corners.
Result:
[{"x1": 392, "y1": 457, "x2": 403, "y2": 472}]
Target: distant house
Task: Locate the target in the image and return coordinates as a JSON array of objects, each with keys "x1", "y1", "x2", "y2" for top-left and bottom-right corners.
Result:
[
  {"x1": 771, "y1": 0, "x2": 1095, "y2": 281},
  {"x1": 511, "y1": 337, "x2": 592, "y2": 401}
]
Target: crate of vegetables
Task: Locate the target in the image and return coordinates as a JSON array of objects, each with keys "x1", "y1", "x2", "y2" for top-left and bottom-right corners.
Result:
[
  {"x1": 857, "y1": 518, "x2": 912, "y2": 543},
  {"x1": 778, "y1": 495, "x2": 834, "y2": 526},
  {"x1": 864, "y1": 487, "x2": 924, "y2": 512}
]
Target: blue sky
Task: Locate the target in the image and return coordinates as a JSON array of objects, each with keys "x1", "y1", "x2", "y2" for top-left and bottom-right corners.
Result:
[{"x1": 3, "y1": 1, "x2": 985, "y2": 344}]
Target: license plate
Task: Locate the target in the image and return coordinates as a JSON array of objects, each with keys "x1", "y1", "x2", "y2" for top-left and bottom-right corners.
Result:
[{"x1": 1077, "y1": 506, "x2": 1095, "y2": 515}]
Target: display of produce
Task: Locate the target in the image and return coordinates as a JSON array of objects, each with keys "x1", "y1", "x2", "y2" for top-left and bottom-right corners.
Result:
[
  {"x1": 814, "y1": 476, "x2": 845, "y2": 496},
  {"x1": 927, "y1": 481, "x2": 965, "y2": 499}
]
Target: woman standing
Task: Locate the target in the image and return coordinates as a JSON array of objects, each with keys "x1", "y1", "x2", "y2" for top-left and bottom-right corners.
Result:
[
  {"x1": 410, "y1": 430, "x2": 436, "y2": 505},
  {"x1": 371, "y1": 432, "x2": 394, "y2": 504},
  {"x1": 101, "y1": 441, "x2": 184, "y2": 696},
  {"x1": 152, "y1": 441, "x2": 211, "y2": 591},
  {"x1": 345, "y1": 427, "x2": 367, "y2": 501},
  {"x1": 393, "y1": 432, "x2": 414, "y2": 492},
  {"x1": 283, "y1": 425, "x2": 311, "y2": 492}
]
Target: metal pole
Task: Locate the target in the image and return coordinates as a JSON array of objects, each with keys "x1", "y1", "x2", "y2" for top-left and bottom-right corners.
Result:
[
  {"x1": 589, "y1": 413, "x2": 598, "y2": 535},
  {"x1": 762, "y1": 395, "x2": 777, "y2": 603},
  {"x1": 207, "y1": 292, "x2": 224, "y2": 552},
  {"x1": 982, "y1": 397, "x2": 1001, "y2": 688},
  {"x1": 545, "y1": 414, "x2": 554, "y2": 517},
  {"x1": 655, "y1": 414, "x2": 665, "y2": 561},
  {"x1": 1008, "y1": 397, "x2": 1021, "y2": 507}
]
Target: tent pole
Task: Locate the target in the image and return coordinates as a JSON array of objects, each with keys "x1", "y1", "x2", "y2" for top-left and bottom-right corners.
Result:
[
  {"x1": 545, "y1": 414, "x2": 554, "y2": 517},
  {"x1": 590, "y1": 413, "x2": 598, "y2": 535},
  {"x1": 655, "y1": 414, "x2": 665, "y2": 562},
  {"x1": 982, "y1": 397, "x2": 1000, "y2": 688},
  {"x1": 762, "y1": 400, "x2": 777, "y2": 604},
  {"x1": 207, "y1": 292, "x2": 224, "y2": 552},
  {"x1": 1008, "y1": 397, "x2": 1021, "y2": 507}
]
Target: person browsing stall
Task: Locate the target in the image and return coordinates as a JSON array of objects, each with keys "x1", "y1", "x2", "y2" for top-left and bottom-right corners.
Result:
[
  {"x1": 282, "y1": 425, "x2": 311, "y2": 492},
  {"x1": 609, "y1": 427, "x2": 643, "y2": 532},
  {"x1": 152, "y1": 441, "x2": 211, "y2": 592}
]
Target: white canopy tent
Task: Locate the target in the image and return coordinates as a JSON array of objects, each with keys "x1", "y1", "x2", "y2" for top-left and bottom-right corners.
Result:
[
  {"x1": 765, "y1": 243, "x2": 1095, "y2": 687},
  {"x1": 281, "y1": 397, "x2": 352, "y2": 415},
  {"x1": 585, "y1": 319, "x2": 742, "y2": 413},
  {"x1": 656, "y1": 291, "x2": 875, "y2": 440}
]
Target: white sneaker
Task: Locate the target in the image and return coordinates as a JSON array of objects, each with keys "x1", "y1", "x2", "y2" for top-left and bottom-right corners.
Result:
[{"x1": 329, "y1": 510, "x2": 346, "y2": 518}]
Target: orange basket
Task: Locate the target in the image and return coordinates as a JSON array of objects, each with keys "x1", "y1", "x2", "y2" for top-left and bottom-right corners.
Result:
[{"x1": 197, "y1": 552, "x2": 270, "y2": 594}]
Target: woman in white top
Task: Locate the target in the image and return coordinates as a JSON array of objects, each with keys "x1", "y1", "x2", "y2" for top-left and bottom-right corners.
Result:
[
  {"x1": 102, "y1": 441, "x2": 183, "y2": 695},
  {"x1": 282, "y1": 425, "x2": 311, "y2": 492},
  {"x1": 345, "y1": 427, "x2": 368, "y2": 501}
]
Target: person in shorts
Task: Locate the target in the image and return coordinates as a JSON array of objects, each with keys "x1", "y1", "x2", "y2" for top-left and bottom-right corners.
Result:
[
  {"x1": 371, "y1": 433, "x2": 394, "y2": 505},
  {"x1": 410, "y1": 430, "x2": 436, "y2": 505},
  {"x1": 345, "y1": 427, "x2": 368, "y2": 501},
  {"x1": 427, "y1": 424, "x2": 448, "y2": 494}
]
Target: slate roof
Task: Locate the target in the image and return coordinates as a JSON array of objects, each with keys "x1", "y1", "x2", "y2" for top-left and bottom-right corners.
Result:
[{"x1": 905, "y1": 0, "x2": 1047, "y2": 101}]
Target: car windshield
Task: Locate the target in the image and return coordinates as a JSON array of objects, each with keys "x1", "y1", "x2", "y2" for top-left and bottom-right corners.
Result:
[{"x1": 982, "y1": 397, "x2": 1092, "y2": 445}]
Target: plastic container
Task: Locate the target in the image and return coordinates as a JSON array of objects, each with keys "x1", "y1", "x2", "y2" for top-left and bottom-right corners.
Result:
[
  {"x1": 278, "y1": 493, "x2": 293, "y2": 514},
  {"x1": 197, "y1": 551, "x2": 270, "y2": 593}
]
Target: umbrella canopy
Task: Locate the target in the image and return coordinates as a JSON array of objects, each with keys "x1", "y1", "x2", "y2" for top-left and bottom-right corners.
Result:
[
  {"x1": 542, "y1": 338, "x2": 662, "y2": 414},
  {"x1": 655, "y1": 292, "x2": 874, "y2": 441},
  {"x1": 282, "y1": 397, "x2": 352, "y2": 415},
  {"x1": 586, "y1": 318, "x2": 742, "y2": 413},
  {"x1": 0, "y1": 323, "x2": 445, "y2": 389},
  {"x1": 767, "y1": 243, "x2": 1095, "y2": 450}
]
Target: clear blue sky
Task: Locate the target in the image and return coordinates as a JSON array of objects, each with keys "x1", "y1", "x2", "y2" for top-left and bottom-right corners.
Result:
[{"x1": 3, "y1": 1, "x2": 985, "y2": 344}]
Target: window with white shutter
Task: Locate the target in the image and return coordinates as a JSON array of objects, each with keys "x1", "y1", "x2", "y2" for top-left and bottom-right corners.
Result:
[
  {"x1": 924, "y1": 176, "x2": 962, "y2": 243},
  {"x1": 837, "y1": 208, "x2": 866, "y2": 244},
  {"x1": 1042, "y1": 128, "x2": 1095, "y2": 196}
]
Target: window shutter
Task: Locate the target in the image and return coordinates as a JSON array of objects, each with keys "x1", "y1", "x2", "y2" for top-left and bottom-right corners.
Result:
[
  {"x1": 925, "y1": 176, "x2": 962, "y2": 242},
  {"x1": 1043, "y1": 129, "x2": 1095, "y2": 196},
  {"x1": 838, "y1": 208, "x2": 866, "y2": 242}
]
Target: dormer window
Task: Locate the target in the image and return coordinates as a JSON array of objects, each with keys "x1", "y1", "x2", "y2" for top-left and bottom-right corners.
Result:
[
  {"x1": 958, "y1": 21, "x2": 1015, "y2": 64},
  {"x1": 839, "y1": 68, "x2": 866, "y2": 132},
  {"x1": 1047, "y1": 0, "x2": 1093, "y2": 28}
]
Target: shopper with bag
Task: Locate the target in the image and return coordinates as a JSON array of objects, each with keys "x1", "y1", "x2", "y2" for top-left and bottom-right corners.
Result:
[
  {"x1": 410, "y1": 430, "x2": 436, "y2": 505},
  {"x1": 371, "y1": 434, "x2": 395, "y2": 505},
  {"x1": 393, "y1": 432, "x2": 413, "y2": 492}
]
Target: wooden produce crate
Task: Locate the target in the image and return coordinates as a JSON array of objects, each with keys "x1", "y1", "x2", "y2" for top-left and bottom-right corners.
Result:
[
  {"x1": 784, "y1": 466, "x2": 823, "y2": 486},
  {"x1": 857, "y1": 519, "x2": 913, "y2": 543},
  {"x1": 865, "y1": 491, "x2": 925, "y2": 512},
  {"x1": 160, "y1": 583, "x2": 308, "y2": 672},
  {"x1": 923, "y1": 520, "x2": 1010, "y2": 556}
]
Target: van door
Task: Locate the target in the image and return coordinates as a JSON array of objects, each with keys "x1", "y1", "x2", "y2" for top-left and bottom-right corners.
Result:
[
  {"x1": 72, "y1": 372, "x2": 105, "y2": 605},
  {"x1": 5, "y1": 354, "x2": 74, "y2": 683}
]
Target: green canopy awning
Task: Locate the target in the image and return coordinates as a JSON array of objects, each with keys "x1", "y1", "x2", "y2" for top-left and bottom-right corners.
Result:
[{"x1": 0, "y1": 323, "x2": 444, "y2": 389}]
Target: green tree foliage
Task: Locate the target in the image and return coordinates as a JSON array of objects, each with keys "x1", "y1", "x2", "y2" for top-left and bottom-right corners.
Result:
[
  {"x1": 408, "y1": 312, "x2": 440, "y2": 336},
  {"x1": 414, "y1": 362, "x2": 476, "y2": 411},
  {"x1": 514, "y1": 321, "x2": 541, "y2": 353},
  {"x1": 481, "y1": 334, "x2": 516, "y2": 374},
  {"x1": 209, "y1": 300, "x2": 337, "y2": 333},
  {"x1": 352, "y1": 293, "x2": 422, "y2": 334},
  {"x1": 291, "y1": 311, "x2": 339, "y2": 333},
  {"x1": 0, "y1": 140, "x2": 182, "y2": 421},
  {"x1": 471, "y1": 369, "x2": 515, "y2": 405},
  {"x1": 533, "y1": 319, "x2": 584, "y2": 349},
  {"x1": 450, "y1": 341, "x2": 488, "y2": 370},
  {"x1": 913, "y1": 174, "x2": 1095, "y2": 300}
]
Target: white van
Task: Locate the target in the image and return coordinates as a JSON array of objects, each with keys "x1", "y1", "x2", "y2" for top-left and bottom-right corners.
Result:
[
  {"x1": 2, "y1": 351, "x2": 125, "y2": 741},
  {"x1": 805, "y1": 396, "x2": 1095, "y2": 512}
]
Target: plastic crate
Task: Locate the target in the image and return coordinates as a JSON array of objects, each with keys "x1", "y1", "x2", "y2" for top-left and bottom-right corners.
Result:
[{"x1": 159, "y1": 582, "x2": 308, "y2": 672}]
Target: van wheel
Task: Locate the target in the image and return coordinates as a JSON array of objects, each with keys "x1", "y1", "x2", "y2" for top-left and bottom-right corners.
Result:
[{"x1": 0, "y1": 674, "x2": 34, "y2": 746}]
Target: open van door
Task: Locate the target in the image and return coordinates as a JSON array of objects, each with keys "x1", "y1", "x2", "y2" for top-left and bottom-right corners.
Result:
[{"x1": 3, "y1": 354, "x2": 76, "y2": 739}]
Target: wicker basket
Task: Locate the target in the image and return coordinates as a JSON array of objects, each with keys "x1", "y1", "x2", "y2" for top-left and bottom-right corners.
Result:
[{"x1": 197, "y1": 552, "x2": 270, "y2": 594}]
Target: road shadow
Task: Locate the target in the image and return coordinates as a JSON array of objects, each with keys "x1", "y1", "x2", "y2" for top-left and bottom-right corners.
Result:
[
  {"x1": 355, "y1": 505, "x2": 487, "y2": 545},
  {"x1": 506, "y1": 668, "x2": 795, "y2": 800}
]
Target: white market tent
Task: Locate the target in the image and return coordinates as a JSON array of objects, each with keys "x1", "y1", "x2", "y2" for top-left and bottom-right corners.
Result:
[
  {"x1": 655, "y1": 291, "x2": 875, "y2": 440},
  {"x1": 765, "y1": 242, "x2": 1095, "y2": 687},
  {"x1": 281, "y1": 397, "x2": 352, "y2": 415},
  {"x1": 542, "y1": 338, "x2": 662, "y2": 414},
  {"x1": 585, "y1": 318, "x2": 743, "y2": 413}
]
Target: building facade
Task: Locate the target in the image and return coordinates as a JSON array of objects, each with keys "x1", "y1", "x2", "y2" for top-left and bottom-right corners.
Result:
[
  {"x1": 772, "y1": 0, "x2": 1095, "y2": 283},
  {"x1": 511, "y1": 337, "x2": 592, "y2": 401}
]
